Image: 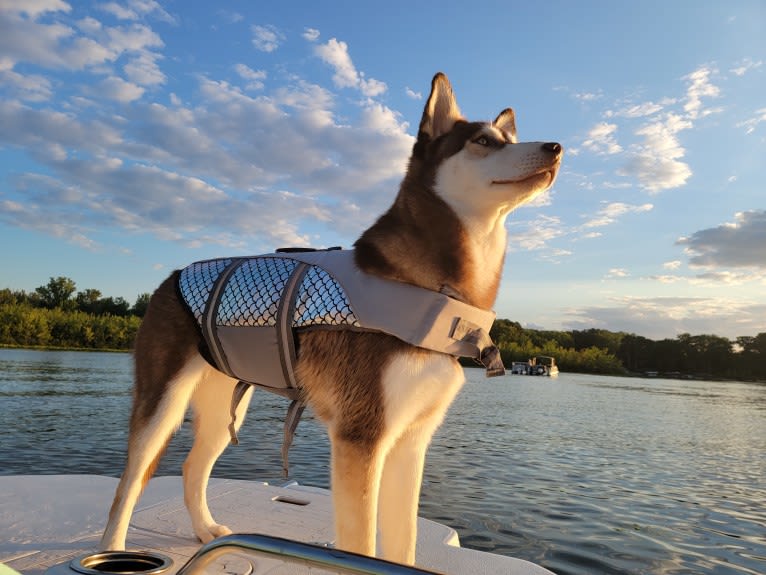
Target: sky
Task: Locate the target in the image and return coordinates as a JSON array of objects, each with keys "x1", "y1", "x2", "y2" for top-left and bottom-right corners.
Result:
[{"x1": 0, "y1": 0, "x2": 764, "y2": 341}]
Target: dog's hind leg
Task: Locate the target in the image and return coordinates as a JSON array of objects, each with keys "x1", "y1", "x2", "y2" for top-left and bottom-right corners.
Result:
[
  {"x1": 183, "y1": 370, "x2": 253, "y2": 543},
  {"x1": 100, "y1": 354, "x2": 206, "y2": 551}
]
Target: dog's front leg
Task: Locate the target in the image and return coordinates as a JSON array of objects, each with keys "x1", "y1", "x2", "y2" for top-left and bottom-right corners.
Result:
[
  {"x1": 376, "y1": 428, "x2": 430, "y2": 564},
  {"x1": 330, "y1": 436, "x2": 385, "y2": 558}
]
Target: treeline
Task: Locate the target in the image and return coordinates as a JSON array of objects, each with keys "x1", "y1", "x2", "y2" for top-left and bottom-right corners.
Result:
[
  {"x1": 490, "y1": 320, "x2": 766, "y2": 381},
  {"x1": 0, "y1": 277, "x2": 148, "y2": 350},
  {"x1": 2, "y1": 278, "x2": 765, "y2": 380}
]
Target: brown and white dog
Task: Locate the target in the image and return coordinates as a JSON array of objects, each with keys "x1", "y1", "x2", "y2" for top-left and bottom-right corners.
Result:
[{"x1": 100, "y1": 73, "x2": 562, "y2": 565}]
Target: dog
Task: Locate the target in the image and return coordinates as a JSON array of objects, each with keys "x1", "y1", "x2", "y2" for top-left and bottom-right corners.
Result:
[{"x1": 100, "y1": 72, "x2": 562, "y2": 565}]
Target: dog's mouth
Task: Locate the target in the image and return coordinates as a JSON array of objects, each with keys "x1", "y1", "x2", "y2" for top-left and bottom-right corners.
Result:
[{"x1": 492, "y1": 169, "x2": 556, "y2": 186}]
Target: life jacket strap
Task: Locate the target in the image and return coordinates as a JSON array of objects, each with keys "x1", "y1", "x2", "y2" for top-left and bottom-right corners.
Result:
[{"x1": 449, "y1": 318, "x2": 506, "y2": 377}]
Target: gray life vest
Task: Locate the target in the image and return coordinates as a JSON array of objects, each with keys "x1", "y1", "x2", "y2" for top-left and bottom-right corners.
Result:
[{"x1": 177, "y1": 248, "x2": 505, "y2": 474}]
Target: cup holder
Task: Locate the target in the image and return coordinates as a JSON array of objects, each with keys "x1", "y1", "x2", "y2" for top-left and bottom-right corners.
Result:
[{"x1": 70, "y1": 552, "x2": 173, "y2": 575}]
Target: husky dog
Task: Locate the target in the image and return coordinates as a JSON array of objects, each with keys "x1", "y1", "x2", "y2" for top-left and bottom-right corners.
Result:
[{"x1": 101, "y1": 73, "x2": 562, "y2": 565}]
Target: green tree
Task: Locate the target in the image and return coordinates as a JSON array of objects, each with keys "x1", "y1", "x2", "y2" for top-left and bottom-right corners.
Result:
[
  {"x1": 75, "y1": 288, "x2": 103, "y2": 314},
  {"x1": 131, "y1": 293, "x2": 151, "y2": 317},
  {"x1": 35, "y1": 277, "x2": 77, "y2": 310}
]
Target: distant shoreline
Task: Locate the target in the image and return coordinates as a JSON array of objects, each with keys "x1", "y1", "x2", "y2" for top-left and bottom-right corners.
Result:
[{"x1": 4, "y1": 346, "x2": 763, "y2": 384}]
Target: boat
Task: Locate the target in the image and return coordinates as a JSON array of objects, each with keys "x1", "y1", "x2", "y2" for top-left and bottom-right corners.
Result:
[
  {"x1": 0, "y1": 475, "x2": 554, "y2": 575},
  {"x1": 510, "y1": 361, "x2": 531, "y2": 375},
  {"x1": 509, "y1": 356, "x2": 559, "y2": 377}
]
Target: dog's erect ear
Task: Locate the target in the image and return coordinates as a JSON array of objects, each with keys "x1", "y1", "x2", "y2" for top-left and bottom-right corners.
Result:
[
  {"x1": 418, "y1": 73, "x2": 463, "y2": 140},
  {"x1": 494, "y1": 108, "x2": 517, "y2": 141}
]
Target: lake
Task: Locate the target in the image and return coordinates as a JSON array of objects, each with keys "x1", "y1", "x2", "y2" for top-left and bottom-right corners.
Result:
[{"x1": 1, "y1": 348, "x2": 764, "y2": 575}]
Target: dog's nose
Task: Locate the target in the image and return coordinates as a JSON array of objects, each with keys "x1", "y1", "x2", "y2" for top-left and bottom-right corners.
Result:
[{"x1": 543, "y1": 142, "x2": 562, "y2": 155}]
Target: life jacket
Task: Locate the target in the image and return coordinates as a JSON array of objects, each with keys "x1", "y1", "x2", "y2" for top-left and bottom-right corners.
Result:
[{"x1": 177, "y1": 248, "x2": 505, "y2": 474}]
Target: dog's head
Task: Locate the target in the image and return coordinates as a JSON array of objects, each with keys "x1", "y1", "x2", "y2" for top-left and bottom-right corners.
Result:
[{"x1": 412, "y1": 73, "x2": 562, "y2": 221}]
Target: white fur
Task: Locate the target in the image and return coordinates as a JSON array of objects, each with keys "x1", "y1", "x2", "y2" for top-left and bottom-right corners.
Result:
[
  {"x1": 100, "y1": 354, "x2": 208, "y2": 550},
  {"x1": 377, "y1": 353, "x2": 464, "y2": 563},
  {"x1": 434, "y1": 136, "x2": 557, "y2": 301}
]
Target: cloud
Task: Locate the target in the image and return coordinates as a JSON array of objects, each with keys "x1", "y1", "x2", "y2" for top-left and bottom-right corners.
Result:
[
  {"x1": 581, "y1": 122, "x2": 622, "y2": 155},
  {"x1": 606, "y1": 101, "x2": 666, "y2": 119},
  {"x1": 507, "y1": 215, "x2": 565, "y2": 252},
  {"x1": 564, "y1": 296, "x2": 766, "y2": 339},
  {"x1": 0, "y1": 41, "x2": 414, "y2": 250},
  {"x1": 405, "y1": 87, "x2": 422, "y2": 100},
  {"x1": 582, "y1": 65, "x2": 724, "y2": 192},
  {"x1": 683, "y1": 66, "x2": 721, "y2": 119},
  {"x1": 677, "y1": 210, "x2": 766, "y2": 269},
  {"x1": 581, "y1": 202, "x2": 653, "y2": 228},
  {"x1": 737, "y1": 108, "x2": 766, "y2": 134},
  {"x1": 619, "y1": 113, "x2": 693, "y2": 191},
  {"x1": 98, "y1": 1, "x2": 175, "y2": 23},
  {"x1": 251, "y1": 24, "x2": 284, "y2": 52},
  {"x1": 123, "y1": 51, "x2": 164, "y2": 85},
  {"x1": 302, "y1": 27, "x2": 319, "y2": 42},
  {"x1": 0, "y1": 69, "x2": 53, "y2": 101},
  {"x1": 314, "y1": 38, "x2": 387, "y2": 97},
  {"x1": 605, "y1": 268, "x2": 629, "y2": 278},
  {"x1": 729, "y1": 58, "x2": 762, "y2": 77},
  {"x1": 0, "y1": 0, "x2": 70, "y2": 18},
  {"x1": 663, "y1": 260, "x2": 682, "y2": 270},
  {"x1": 99, "y1": 75, "x2": 145, "y2": 102},
  {"x1": 0, "y1": 4, "x2": 164, "y2": 73},
  {"x1": 234, "y1": 63, "x2": 266, "y2": 91}
]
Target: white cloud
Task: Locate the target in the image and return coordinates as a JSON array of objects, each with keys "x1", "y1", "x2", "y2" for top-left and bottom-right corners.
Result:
[
  {"x1": 573, "y1": 90, "x2": 602, "y2": 102},
  {"x1": 314, "y1": 37, "x2": 387, "y2": 97},
  {"x1": 302, "y1": 27, "x2": 320, "y2": 42},
  {"x1": 606, "y1": 101, "x2": 664, "y2": 119},
  {"x1": 405, "y1": 87, "x2": 422, "y2": 100},
  {"x1": 507, "y1": 215, "x2": 565, "y2": 252},
  {"x1": 251, "y1": 24, "x2": 283, "y2": 52},
  {"x1": 619, "y1": 113, "x2": 693, "y2": 191},
  {"x1": 97, "y1": 1, "x2": 175, "y2": 24},
  {"x1": 0, "y1": 69, "x2": 53, "y2": 101},
  {"x1": 99, "y1": 2, "x2": 138, "y2": 20},
  {"x1": 737, "y1": 108, "x2": 766, "y2": 134},
  {"x1": 663, "y1": 260, "x2": 682, "y2": 270},
  {"x1": 315, "y1": 38, "x2": 357, "y2": 88},
  {"x1": 605, "y1": 268, "x2": 629, "y2": 278},
  {"x1": 582, "y1": 202, "x2": 653, "y2": 228},
  {"x1": 234, "y1": 63, "x2": 266, "y2": 91},
  {"x1": 0, "y1": 0, "x2": 70, "y2": 18},
  {"x1": 683, "y1": 66, "x2": 721, "y2": 119},
  {"x1": 123, "y1": 51, "x2": 164, "y2": 85},
  {"x1": 100, "y1": 76, "x2": 145, "y2": 102},
  {"x1": 582, "y1": 122, "x2": 622, "y2": 155},
  {"x1": 730, "y1": 58, "x2": 763, "y2": 77}
]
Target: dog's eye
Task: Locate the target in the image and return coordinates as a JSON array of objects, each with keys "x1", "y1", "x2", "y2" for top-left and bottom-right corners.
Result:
[{"x1": 474, "y1": 136, "x2": 490, "y2": 146}]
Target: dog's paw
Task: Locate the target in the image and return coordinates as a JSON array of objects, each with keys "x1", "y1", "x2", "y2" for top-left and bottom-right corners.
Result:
[{"x1": 196, "y1": 523, "x2": 233, "y2": 543}]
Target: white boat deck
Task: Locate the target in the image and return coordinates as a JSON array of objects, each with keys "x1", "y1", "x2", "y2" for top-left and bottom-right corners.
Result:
[{"x1": 0, "y1": 475, "x2": 553, "y2": 575}]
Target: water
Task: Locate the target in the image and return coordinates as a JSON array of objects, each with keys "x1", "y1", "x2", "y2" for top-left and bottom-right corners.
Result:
[{"x1": 1, "y1": 348, "x2": 765, "y2": 575}]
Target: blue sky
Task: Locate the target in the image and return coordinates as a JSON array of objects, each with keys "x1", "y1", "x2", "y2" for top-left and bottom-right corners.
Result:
[{"x1": 0, "y1": 0, "x2": 764, "y2": 340}]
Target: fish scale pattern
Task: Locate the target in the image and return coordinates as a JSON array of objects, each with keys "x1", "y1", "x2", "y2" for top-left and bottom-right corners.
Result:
[
  {"x1": 293, "y1": 265, "x2": 360, "y2": 328},
  {"x1": 177, "y1": 258, "x2": 232, "y2": 322},
  {"x1": 216, "y1": 258, "x2": 299, "y2": 326},
  {"x1": 178, "y1": 256, "x2": 360, "y2": 330}
]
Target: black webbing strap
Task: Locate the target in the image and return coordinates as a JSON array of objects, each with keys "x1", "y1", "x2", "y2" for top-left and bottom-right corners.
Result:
[
  {"x1": 281, "y1": 399, "x2": 306, "y2": 478},
  {"x1": 227, "y1": 382, "x2": 307, "y2": 478},
  {"x1": 228, "y1": 380, "x2": 252, "y2": 446}
]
